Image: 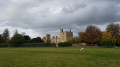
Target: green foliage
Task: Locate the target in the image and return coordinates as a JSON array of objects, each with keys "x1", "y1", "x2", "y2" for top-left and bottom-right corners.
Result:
[
  {"x1": 58, "y1": 42, "x2": 72, "y2": 47},
  {"x1": 10, "y1": 34, "x2": 25, "y2": 47},
  {"x1": 31, "y1": 37, "x2": 43, "y2": 43},
  {"x1": 24, "y1": 35, "x2": 31, "y2": 43},
  {"x1": 101, "y1": 39, "x2": 116, "y2": 48}
]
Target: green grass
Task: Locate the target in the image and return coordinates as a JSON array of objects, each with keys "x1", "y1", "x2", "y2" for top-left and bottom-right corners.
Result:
[{"x1": 0, "y1": 47, "x2": 120, "y2": 67}]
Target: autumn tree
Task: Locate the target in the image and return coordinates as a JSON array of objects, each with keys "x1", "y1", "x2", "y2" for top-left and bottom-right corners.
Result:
[
  {"x1": 106, "y1": 23, "x2": 120, "y2": 45},
  {"x1": 101, "y1": 32, "x2": 116, "y2": 47},
  {"x1": 79, "y1": 25, "x2": 102, "y2": 44},
  {"x1": 106, "y1": 23, "x2": 120, "y2": 35},
  {"x1": 2, "y1": 29, "x2": 10, "y2": 42},
  {"x1": 114, "y1": 34, "x2": 120, "y2": 46}
]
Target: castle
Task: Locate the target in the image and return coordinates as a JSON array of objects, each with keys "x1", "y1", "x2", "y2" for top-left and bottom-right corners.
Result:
[{"x1": 42, "y1": 29, "x2": 73, "y2": 43}]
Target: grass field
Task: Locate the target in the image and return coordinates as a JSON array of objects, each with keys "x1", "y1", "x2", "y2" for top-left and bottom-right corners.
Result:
[{"x1": 0, "y1": 47, "x2": 120, "y2": 67}]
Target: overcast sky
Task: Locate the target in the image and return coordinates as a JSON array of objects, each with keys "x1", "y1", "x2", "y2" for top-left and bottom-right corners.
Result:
[{"x1": 0, "y1": 0, "x2": 120, "y2": 38}]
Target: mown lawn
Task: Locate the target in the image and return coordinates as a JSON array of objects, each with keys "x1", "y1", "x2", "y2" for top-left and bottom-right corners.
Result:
[{"x1": 0, "y1": 47, "x2": 120, "y2": 67}]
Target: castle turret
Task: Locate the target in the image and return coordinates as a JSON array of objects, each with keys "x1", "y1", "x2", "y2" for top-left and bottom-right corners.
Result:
[
  {"x1": 60, "y1": 29, "x2": 63, "y2": 33},
  {"x1": 70, "y1": 28, "x2": 71, "y2": 32},
  {"x1": 60, "y1": 29, "x2": 64, "y2": 42},
  {"x1": 46, "y1": 34, "x2": 51, "y2": 43}
]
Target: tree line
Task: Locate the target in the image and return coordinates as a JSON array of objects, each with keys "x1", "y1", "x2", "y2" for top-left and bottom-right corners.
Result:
[
  {"x1": 0, "y1": 23, "x2": 120, "y2": 47},
  {"x1": 0, "y1": 29, "x2": 43, "y2": 46}
]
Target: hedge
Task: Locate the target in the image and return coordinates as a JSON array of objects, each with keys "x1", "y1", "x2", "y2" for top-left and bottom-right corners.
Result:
[
  {"x1": 58, "y1": 42, "x2": 72, "y2": 47},
  {"x1": 0, "y1": 42, "x2": 72, "y2": 47},
  {"x1": 20, "y1": 43, "x2": 56, "y2": 47},
  {"x1": 0, "y1": 43, "x2": 10, "y2": 47}
]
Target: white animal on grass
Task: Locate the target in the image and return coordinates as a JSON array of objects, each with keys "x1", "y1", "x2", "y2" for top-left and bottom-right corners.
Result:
[
  {"x1": 80, "y1": 48, "x2": 85, "y2": 52},
  {"x1": 82, "y1": 43, "x2": 86, "y2": 46},
  {"x1": 115, "y1": 47, "x2": 117, "y2": 49}
]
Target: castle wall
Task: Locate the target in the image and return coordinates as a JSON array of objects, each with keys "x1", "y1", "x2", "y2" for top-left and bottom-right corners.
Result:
[{"x1": 51, "y1": 36, "x2": 60, "y2": 43}]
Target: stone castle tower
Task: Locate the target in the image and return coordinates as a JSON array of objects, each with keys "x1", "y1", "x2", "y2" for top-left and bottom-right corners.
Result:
[
  {"x1": 43, "y1": 29, "x2": 73, "y2": 43},
  {"x1": 46, "y1": 34, "x2": 51, "y2": 43},
  {"x1": 60, "y1": 29, "x2": 73, "y2": 42}
]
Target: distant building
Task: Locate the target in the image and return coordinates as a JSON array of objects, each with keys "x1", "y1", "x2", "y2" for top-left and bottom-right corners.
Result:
[
  {"x1": 51, "y1": 36, "x2": 60, "y2": 43},
  {"x1": 42, "y1": 29, "x2": 73, "y2": 43},
  {"x1": 42, "y1": 34, "x2": 51, "y2": 43},
  {"x1": 42, "y1": 36, "x2": 46, "y2": 43},
  {"x1": 60, "y1": 29, "x2": 73, "y2": 42}
]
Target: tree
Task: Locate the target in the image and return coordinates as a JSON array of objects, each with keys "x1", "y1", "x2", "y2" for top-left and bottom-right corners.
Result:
[
  {"x1": 31, "y1": 37, "x2": 43, "y2": 43},
  {"x1": 14, "y1": 30, "x2": 18, "y2": 35},
  {"x1": 79, "y1": 25, "x2": 102, "y2": 44},
  {"x1": 24, "y1": 35, "x2": 31, "y2": 43},
  {"x1": 2, "y1": 29, "x2": 10, "y2": 42},
  {"x1": 106, "y1": 23, "x2": 120, "y2": 45},
  {"x1": 0, "y1": 35, "x2": 4, "y2": 43},
  {"x1": 106, "y1": 23, "x2": 120, "y2": 35},
  {"x1": 10, "y1": 34, "x2": 25, "y2": 47},
  {"x1": 101, "y1": 32, "x2": 116, "y2": 47},
  {"x1": 68, "y1": 37, "x2": 81, "y2": 44},
  {"x1": 114, "y1": 34, "x2": 120, "y2": 46}
]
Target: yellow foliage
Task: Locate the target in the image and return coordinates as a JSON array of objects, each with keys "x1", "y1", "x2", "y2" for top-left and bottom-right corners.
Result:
[
  {"x1": 102, "y1": 32, "x2": 113, "y2": 40},
  {"x1": 102, "y1": 32, "x2": 116, "y2": 43}
]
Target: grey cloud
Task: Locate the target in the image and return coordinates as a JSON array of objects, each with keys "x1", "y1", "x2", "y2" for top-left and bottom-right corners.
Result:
[
  {"x1": 62, "y1": 4, "x2": 87, "y2": 14},
  {"x1": 0, "y1": 0, "x2": 120, "y2": 37}
]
